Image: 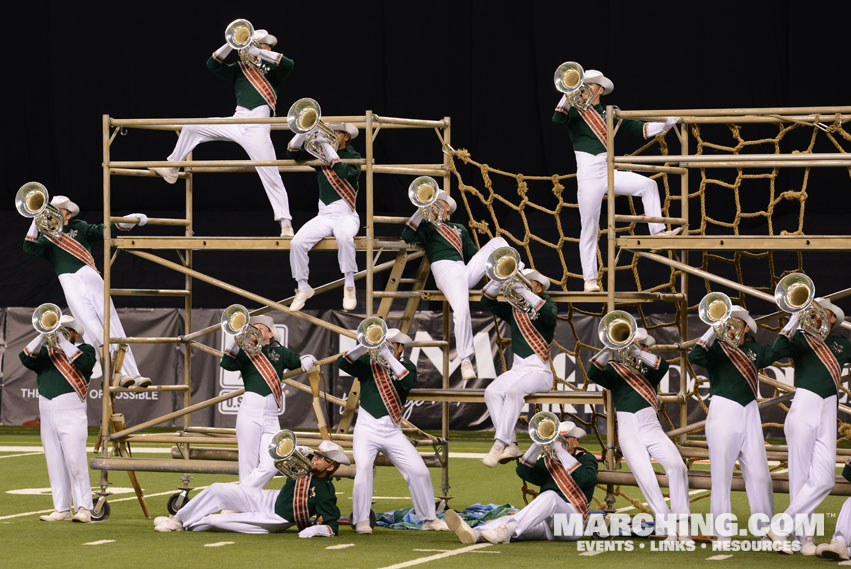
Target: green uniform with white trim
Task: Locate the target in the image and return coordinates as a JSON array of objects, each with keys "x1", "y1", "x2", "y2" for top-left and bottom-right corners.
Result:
[
  {"x1": 480, "y1": 293, "x2": 558, "y2": 359},
  {"x1": 221, "y1": 342, "x2": 301, "y2": 397},
  {"x1": 552, "y1": 103, "x2": 646, "y2": 155},
  {"x1": 589, "y1": 358, "x2": 670, "y2": 414},
  {"x1": 516, "y1": 449, "x2": 598, "y2": 503},
  {"x1": 206, "y1": 55, "x2": 294, "y2": 111},
  {"x1": 22, "y1": 220, "x2": 118, "y2": 275},
  {"x1": 771, "y1": 330, "x2": 851, "y2": 398},
  {"x1": 401, "y1": 220, "x2": 478, "y2": 263},
  {"x1": 274, "y1": 474, "x2": 341, "y2": 535},
  {"x1": 19, "y1": 343, "x2": 96, "y2": 399},
  {"x1": 284, "y1": 145, "x2": 362, "y2": 207},
  {"x1": 336, "y1": 354, "x2": 417, "y2": 419}
]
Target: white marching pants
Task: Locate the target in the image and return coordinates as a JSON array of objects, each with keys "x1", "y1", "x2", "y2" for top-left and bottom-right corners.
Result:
[
  {"x1": 783, "y1": 389, "x2": 837, "y2": 537},
  {"x1": 290, "y1": 209, "x2": 359, "y2": 283},
  {"x1": 236, "y1": 392, "x2": 281, "y2": 488},
  {"x1": 617, "y1": 407, "x2": 690, "y2": 517},
  {"x1": 39, "y1": 393, "x2": 93, "y2": 512},
  {"x1": 58, "y1": 265, "x2": 140, "y2": 378},
  {"x1": 484, "y1": 354, "x2": 552, "y2": 444},
  {"x1": 352, "y1": 408, "x2": 436, "y2": 524},
  {"x1": 176, "y1": 482, "x2": 292, "y2": 533},
  {"x1": 167, "y1": 105, "x2": 291, "y2": 222},
  {"x1": 706, "y1": 396, "x2": 773, "y2": 536},
  {"x1": 431, "y1": 236, "x2": 508, "y2": 360},
  {"x1": 474, "y1": 491, "x2": 581, "y2": 542},
  {"x1": 575, "y1": 151, "x2": 664, "y2": 282},
  {"x1": 832, "y1": 498, "x2": 851, "y2": 546}
]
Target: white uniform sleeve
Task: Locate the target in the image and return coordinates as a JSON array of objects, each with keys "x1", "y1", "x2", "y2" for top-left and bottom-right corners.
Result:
[{"x1": 212, "y1": 43, "x2": 233, "y2": 61}]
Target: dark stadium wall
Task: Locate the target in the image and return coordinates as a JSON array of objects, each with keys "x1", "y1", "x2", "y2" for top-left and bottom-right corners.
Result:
[{"x1": 3, "y1": 0, "x2": 850, "y2": 309}]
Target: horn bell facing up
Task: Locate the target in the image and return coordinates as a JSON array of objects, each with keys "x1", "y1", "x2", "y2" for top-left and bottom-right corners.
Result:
[
  {"x1": 221, "y1": 304, "x2": 250, "y2": 335},
  {"x1": 408, "y1": 176, "x2": 439, "y2": 208},
  {"x1": 225, "y1": 18, "x2": 255, "y2": 50},
  {"x1": 698, "y1": 292, "x2": 733, "y2": 325},
  {"x1": 268, "y1": 430, "x2": 312, "y2": 480},
  {"x1": 33, "y1": 303, "x2": 62, "y2": 335},
  {"x1": 774, "y1": 272, "x2": 815, "y2": 313},
  {"x1": 15, "y1": 182, "x2": 49, "y2": 217},
  {"x1": 287, "y1": 98, "x2": 322, "y2": 134},
  {"x1": 529, "y1": 411, "x2": 561, "y2": 446},
  {"x1": 357, "y1": 317, "x2": 388, "y2": 348},
  {"x1": 598, "y1": 310, "x2": 637, "y2": 351},
  {"x1": 485, "y1": 247, "x2": 521, "y2": 282},
  {"x1": 554, "y1": 61, "x2": 585, "y2": 94}
]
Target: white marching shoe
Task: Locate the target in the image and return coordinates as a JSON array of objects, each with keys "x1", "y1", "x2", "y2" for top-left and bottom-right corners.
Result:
[
  {"x1": 290, "y1": 287, "x2": 314, "y2": 311},
  {"x1": 354, "y1": 520, "x2": 373, "y2": 534},
  {"x1": 155, "y1": 517, "x2": 184, "y2": 532},
  {"x1": 498, "y1": 443, "x2": 523, "y2": 463},
  {"x1": 655, "y1": 226, "x2": 684, "y2": 237},
  {"x1": 40, "y1": 510, "x2": 73, "y2": 522},
  {"x1": 133, "y1": 376, "x2": 152, "y2": 388},
  {"x1": 583, "y1": 279, "x2": 600, "y2": 293},
  {"x1": 800, "y1": 537, "x2": 816, "y2": 556},
  {"x1": 422, "y1": 518, "x2": 449, "y2": 531},
  {"x1": 816, "y1": 538, "x2": 850, "y2": 560},
  {"x1": 149, "y1": 167, "x2": 179, "y2": 184},
  {"x1": 72, "y1": 508, "x2": 92, "y2": 523},
  {"x1": 460, "y1": 359, "x2": 476, "y2": 380},
  {"x1": 343, "y1": 286, "x2": 357, "y2": 311},
  {"x1": 445, "y1": 509, "x2": 477, "y2": 544},
  {"x1": 482, "y1": 441, "x2": 505, "y2": 468},
  {"x1": 279, "y1": 220, "x2": 294, "y2": 238},
  {"x1": 480, "y1": 523, "x2": 512, "y2": 544}
]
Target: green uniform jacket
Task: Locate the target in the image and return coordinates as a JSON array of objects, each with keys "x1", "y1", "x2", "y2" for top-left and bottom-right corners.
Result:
[
  {"x1": 480, "y1": 293, "x2": 558, "y2": 360},
  {"x1": 273, "y1": 474, "x2": 341, "y2": 535},
  {"x1": 401, "y1": 220, "x2": 478, "y2": 264},
  {"x1": 552, "y1": 103, "x2": 647, "y2": 155},
  {"x1": 23, "y1": 219, "x2": 119, "y2": 276},
  {"x1": 771, "y1": 330, "x2": 851, "y2": 399},
  {"x1": 284, "y1": 145, "x2": 362, "y2": 208},
  {"x1": 19, "y1": 343, "x2": 96, "y2": 399},
  {"x1": 206, "y1": 52, "x2": 294, "y2": 112},
  {"x1": 688, "y1": 335, "x2": 783, "y2": 407},
  {"x1": 221, "y1": 342, "x2": 301, "y2": 397},
  {"x1": 589, "y1": 357, "x2": 670, "y2": 414},
  {"x1": 336, "y1": 354, "x2": 417, "y2": 420},
  {"x1": 516, "y1": 449, "x2": 598, "y2": 504}
]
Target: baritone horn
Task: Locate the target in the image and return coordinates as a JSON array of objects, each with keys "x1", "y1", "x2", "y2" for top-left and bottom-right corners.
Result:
[
  {"x1": 287, "y1": 97, "x2": 340, "y2": 164},
  {"x1": 698, "y1": 291, "x2": 744, "y2": 347},
  {"x1": 220, "y1": 304, "x2": 262, "y2": 355},
  {"x1": 408, "y1": 176, "x2": 444, "y2": 226},
  {"x1": 774, "y1": 272, "x2": 829, "y2": 340},
  {"x1": 485, "y1": 246, "x2": 539, "y2": 320},
  {"x1": 32, "y1": 303, "x2": 62, "y2": 347},
  {"x1": 224, "y1": 18, "x2": 268, "y2": 71},
  {"x1": 554, "y1": 61, "x2": 595, "y2": 111},
  {"x1": 15, "y1": 182, "x2": 64, "y2": 238},
  {"x1": 598, "y1": 310, "x2": 641, "y2": 369},
  {"x1": 529, "y1": 411, "x2": 560, "y2": 457},
  {"x1": 268, "y1": 430, "x2": 312, "y2": 479}
]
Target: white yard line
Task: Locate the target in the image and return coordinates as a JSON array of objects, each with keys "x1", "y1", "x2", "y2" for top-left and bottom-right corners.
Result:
[
  {"x1": 83, "y1": 540, "x2": 116, "y2": 546},
  {"x1": 326, "y1": 543, "x2": 356, "y2": 550},
  {"x1": 375, "y1": 543, "x2": 494, "y2": 569},
  {"x1": 706, "y1": 554, "x2": 733, "y2": 560},
  {"x1": 579, "y1": 550, "x2": 604, "y2": 556},
  {"x1": 204, "y1": 542, "x2": 235, "y2": 547},
  {"x1": 0, "y1": 452, "x2": 44, "y2": 459}
]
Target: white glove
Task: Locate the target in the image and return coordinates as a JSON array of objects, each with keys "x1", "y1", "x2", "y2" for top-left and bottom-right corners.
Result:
[
  {"x1": 514, "y1": 286, "x2": 543, "y2": 309},
  {"x1": 645, "y1": 116, "x2": 679, "y2": 138},
  {"x1": 57, "y1": 335, "x2": 79, "y2": 358},
  {"x1": 699, "y1": 327, "x2": 717, "y2": 348},
  {"x1": 246, "y1": 45, "x2": 261, "y2": 57},
  {"x1": 344, "y1": 343, "x2": 368, "y2": 361},
  {"x1": 223, "y1": 335, "x2": 239, "y2": 358},
  {"x1": 298, "y1": 524, "x2": 334, "y2": 538},
  {"x1": 300, "y1": 354, "x2": 317, "y2": 372},
  {"x1": 520, "y1": 443, "x2": 542, "y2": 465},
  {"x1": 25, "y1": 333, "x2": 46, "y2": 354},
  {"x1": 296, "y1": 445, "x2": 312, "y2": 457},
  {"x1": 781, "y1": 311, "x2": 800, "y2": 336},
  {"x1": 288, "y1": 132, "x2": 307, "y2": 150},
  {"x1": 320, "y1": 142, "x2": 340, "y2": 165},
  {"x1": 406, "y1": 209, "x2": 424, "y2": 230},
  {"x1": 213, "y1": 42, "x2": 233, "y2": 61},
  {"x1": 591, "y1": 347, "x2": 613, "y2": 367},
  {"x1": 26, "y1": 218, "x2": 39, "y2": 240},
  {"x1": 553, "y1": 442, "x2": 579, "y2": 468},
  {"x1": 377, "y1": 345, "x2": 407, "y2": 378},
  {"x1": 630, "y1": 345, "x2": 660, "y2": 368},
  {"x1": 117, "y1": 213, "x2": 147, "y2": 231},
  {"x1": 483, "y1": 279, "x2": 502, "y2": 298},
  {"x1": 555, "y1": 94, "x2": 572, "y2": 112}
]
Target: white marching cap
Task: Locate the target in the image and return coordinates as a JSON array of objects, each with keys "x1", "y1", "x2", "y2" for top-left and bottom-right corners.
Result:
[
  {"x1": 729, "y1": 305, "x2": 757, "y2": 336},
  {"x1": 435, "y1": 190, "x2": 457, "y2": 214},
  {"x1": 253, "y1": 29, "x2": 277, "y2": 47},
  {"x1": 386, "y1": 328, "x2": 413, "y2": 346},
  {"x1": 59, "y1": 314, "x2": 85, "y2": 337},
  {"x1": 558, "y1": 420, "x2": 586, "y2": 439},
  {"x1": 584, "y1": 69, "x2": 614, "y2": 95},
  {"x1": 50, "y1": 195, "x2": 79, "y2": 217},
  {"x1": 327, "y1": 122, "x2": 359, "y2": 140},
  {"x1": 815, "y1": 297, "x2": 845, "y2": 326},
  {"x1": 249, "y1": 315, "x2": 282, "y2": 343},
  {"x1": 521, "y1": 268, "x2": 550, "y2": 291},
  {"x1": 315, "y1": 440, "x2": 350, "y2": 465},
  {"x1": 634, "y1": 327, "x2": 655, "y2": 347}
]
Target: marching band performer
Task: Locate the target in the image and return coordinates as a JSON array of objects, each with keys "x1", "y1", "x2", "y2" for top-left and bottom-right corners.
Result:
[
  {"x1": 552, "y1": 67, "x2": 681, "y2": 292},
  {"x1": 150, "y1": 26, "x2": 295, "y2": 238},
  {"x1": 285, "y1": 121, "x2": 362, "y2": 312},
  {"x1": 768, "y1": 297, "x2": 851, "y2": 554},
  {"x1": 401, "y1": 190, "x2": 508, "y2": 380},
  {"x1": 22, "y1": 195, "x2": 150, "y2": 387},
  {"x1": 816, "y1": 459, "x2": 851, "y2": 560},
  {"x1": 589, "y1": 328, "x2": 691, "y2": 524},
  {"x1": 445, "y1": 421, "x2": 597, "y2": 543},
  {"x1": 154, "y1": 440, "x2": 349, "y2": 536},
  {"x1": 221, "y1": 314, "x2": 317, "y2": 488},
  {"x1": 688, "y1": 305, "x2": 782, "y2": 538},
  {"x1": 480, "y1": 268, "x2": 558, "y2": 467},
  {"x1": 20, "y1": 314, "x2": 96, "y2": 523},
  {"x1": 337, "y1": 327, "x2": 449, "y2": 533}
]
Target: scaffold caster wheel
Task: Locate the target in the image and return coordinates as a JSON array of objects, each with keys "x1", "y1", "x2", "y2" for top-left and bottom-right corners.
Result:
[
  {"x1": 91, "y1": 497, "x2": 111, "y2": 522},
  {"x1": 348, "y1": 510, "x2": 377, "y2": 528},
  {"x1": 167, "y1": 490, "x2": 190, "y2": 514}
]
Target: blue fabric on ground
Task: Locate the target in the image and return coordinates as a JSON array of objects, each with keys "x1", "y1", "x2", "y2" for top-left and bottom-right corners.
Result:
[{"x1": 376, "y1": 502, "x2": 518, "y2": 530}]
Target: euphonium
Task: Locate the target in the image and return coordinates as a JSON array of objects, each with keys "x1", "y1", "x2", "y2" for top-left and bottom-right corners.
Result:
[
  {"x1": 484, "y1": 246, "x2": 539, "y2": 320},
  {"x1": 357, "y1": 316, "x2": 391, "y2": 365},
  {"x1": 15, "y1": 182, "x2": 64, "y2": 238},
  {"x1": 224, "y1": 18, "x2": 269, "y2": 71},
  {"x1": 698, "y1": 291, "x2": 744, "y2": 346},
  {"x1": 287, "y1": 98, "x2": 340, "y2": 164},
  {"x1": 774, "y1": 272, "x2": 829, "y2": 340},
  {"x1": 529, "y1": 411, "x2": 560, "y2": 457},
  {"x1": 407, "y1": 176, "x2": 444, "y2": 226},
  {"x1": 268, "y1": 430, "x2": 312, "y2": 479},
  {"x1": 553, "y1": 61, "x2": 595, "y2": 111},
  {"x1": 220, "y1": 304, "x2": 263, "y2": 355},
  {"x1": 32, "y1": 303, "x2": 63, "y2": 347},
  {"x1": 598, "y1": 310, "x2": 640, "y2": 369}
]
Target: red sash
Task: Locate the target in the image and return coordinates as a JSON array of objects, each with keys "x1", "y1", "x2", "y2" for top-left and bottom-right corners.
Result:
[
  {"x1": 513, "y1": 308, "x2": 551, "y2": 363},
  {"x1": 434, "y1": 224, "x2": 465, "y2": 259},
  {"x1": 238, "y1": 62, "x2": 277, "y2": 114},
  {"x1": 320, "y1": 166, "x2": 357, "y2": 210},
  {"x1": 610, "y1": 361, "x2": 658, "y2": 409},
  {"x1": 578, "y1": 106, "x2": 608, "y2": 147},
  {"x1": 292, "y1": 474, "x2": 312, "y2": 530},
  {"x1": 246, "y1": 350, "x2": 283, "y2": 408},
  {"x1": 544, "y1": 454, "x2": 589, "y2": 518},
  {"x1": 803, "y1": 333, "x2": 842, "y2": 391},
  {"x1": 48, "y1": 346, "x2": 88, "y2": 401},
  {"x1": 718, "y1": 342, "x2": 759, "y2": 398},
  {"x1": 370, "y1": 360, "x2": 404, "y2": 424},
  {"x1": 44, "y1": 233, "x2": 98, "y2": 272}
]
